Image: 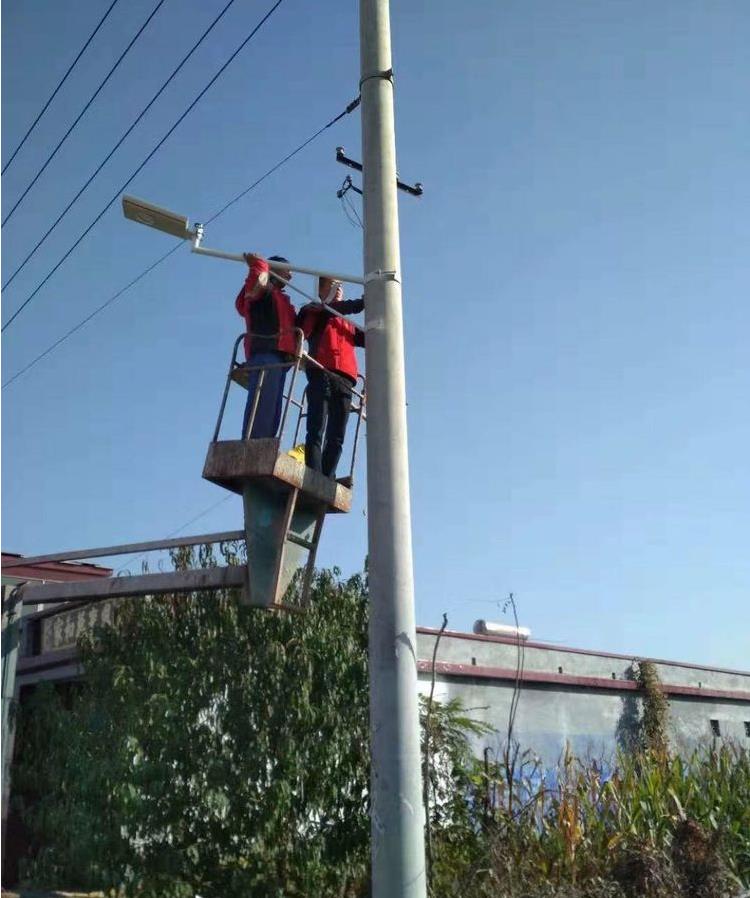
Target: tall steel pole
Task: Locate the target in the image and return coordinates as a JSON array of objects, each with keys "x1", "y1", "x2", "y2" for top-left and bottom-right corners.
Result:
[{"x1": 360, "y1": 2, "x2": 427, "y2": 896}]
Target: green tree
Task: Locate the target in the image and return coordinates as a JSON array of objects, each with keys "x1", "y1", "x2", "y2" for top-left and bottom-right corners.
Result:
[{"x1": 16, "y1": 548, "x2": 371, "y2": 897}]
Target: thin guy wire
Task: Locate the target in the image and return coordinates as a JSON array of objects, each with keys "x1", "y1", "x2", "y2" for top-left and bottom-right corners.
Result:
[
  {"x1": 342, "y1": 192, "x2": 363, "y2": 229},
  {"x1": 1, "y1": 0, "x2": 287, "y2": 334},
  {"x1": 2, "y1": 95, "x2": 360, "y2": 388},
  {"x1": 114, "y1": 494, "x2": 233, "y2": 575},
  {"x1": 346, "y1": 192, "x2": 364, "y2": 228},
  {"x1": 1, "y1": 0, "x2": 123, "y2": 175},
  {"x1": 2, "y1": 0, "x2": 240, "y2": 291},
  {"x1": 2, "y1": 0, "x2": 168, "y2": 227},
  {"x1": 340, "y1": 197, "x2": 359, "y2": 229}
]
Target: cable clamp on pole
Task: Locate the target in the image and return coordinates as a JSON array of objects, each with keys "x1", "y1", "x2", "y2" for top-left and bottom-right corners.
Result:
[
  {"x1": 364, "y1": 269, "x2": 399, "y2": 284},
  {"x1": 359, "y1": 68, "x2": 394, "y2": 89}
]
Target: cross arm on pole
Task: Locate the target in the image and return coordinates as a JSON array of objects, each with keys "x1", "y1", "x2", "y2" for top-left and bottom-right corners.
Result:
[{"x1": 336, "y1": 146, "x2": 423, "y2": 197}]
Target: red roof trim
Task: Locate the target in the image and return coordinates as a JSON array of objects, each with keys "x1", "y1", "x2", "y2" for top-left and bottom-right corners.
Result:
[
  {"x1": 418, "y1": 660, "x2": 750, "y2": 703},
  {"x1": 417, "y1": 628, "x2": 750, "y2": 678},
  {"x1": 2, "y1": 553, "x2": 112, "y2": 581},
  {"x1": 16, "y1": 650, "x2": 750, "y2": 704}
]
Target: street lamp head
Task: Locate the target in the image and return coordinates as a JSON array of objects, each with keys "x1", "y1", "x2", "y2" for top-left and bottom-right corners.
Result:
[{"x1": 121, "y1": 195, "x2": 193, "y2": 239}]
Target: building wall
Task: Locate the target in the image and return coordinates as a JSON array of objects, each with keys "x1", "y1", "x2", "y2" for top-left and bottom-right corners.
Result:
[
  {"x1": 2, "y1": 554, "x2": 113, "y2": 682},
  {"x1": 1, "y1": 553, "x2": 114, "y2": 885},
  {"x1": 7, "y1": 593, "x2": 750, "y2": 762},
  {"x1": 415, "y1": 629, "x2": 750, "y2": 766}
]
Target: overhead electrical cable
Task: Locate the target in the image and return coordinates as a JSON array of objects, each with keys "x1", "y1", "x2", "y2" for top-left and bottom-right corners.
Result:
[
  {"x1": 2, "y1": 243, "x2": 182, "y2": 389},
  {"x1": 2, "y1": 0, "x2": 240, "y2": 291},
  {"x1": 341, "y1": 193, "x2": 363, "y2": 230},
  {"x1": 2, "y1": 94, "x2": 360, "y2": 389},
  {"x1": 114, "y1": 493, "x2": 233, "y2": 575},
  {"x1": 1, "y1": 0, "x2": 123, "y2": 175},
  {"x1": 1, "y1": 0, "x2": 168, "y2": 228},
  {"x1": 1, "y1": 0, "x2": 287, "y2": 334},
  {"x1": 202, "y1": 95, "x2": 361, "y2": 225}
]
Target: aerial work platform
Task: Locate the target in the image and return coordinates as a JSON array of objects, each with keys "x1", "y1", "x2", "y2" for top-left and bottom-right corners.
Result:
[
  {"x1": 204, "y1": 331, "x2": 365, "y2": 609},
  {"x1": 203, "y1": 438, "x2": 352, "y2": 512},
  {"x1": 118, "y1": 196, "x2": 367, "y2": 610}
]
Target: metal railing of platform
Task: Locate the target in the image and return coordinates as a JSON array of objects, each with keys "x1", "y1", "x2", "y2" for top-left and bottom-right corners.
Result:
[{"x1": 212, "y1": 329, "x2": 366, "y2": 486}]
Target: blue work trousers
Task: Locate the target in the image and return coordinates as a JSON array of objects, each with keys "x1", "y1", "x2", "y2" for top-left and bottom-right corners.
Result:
[{"x1": 242, "y1": 351, "x2": 290, "y2": 439}]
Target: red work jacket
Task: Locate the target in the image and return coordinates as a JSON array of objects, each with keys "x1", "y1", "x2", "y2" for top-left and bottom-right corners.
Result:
[
  {"x1": 234, "y1": 259, "x2": 296, "y2": 358},
  {"x1": 297, "y1": 298, "x2": 365, "y2": 381}
]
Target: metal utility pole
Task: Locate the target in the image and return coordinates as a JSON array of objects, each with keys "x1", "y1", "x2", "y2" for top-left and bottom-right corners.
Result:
[{"x1": 360, "y1": 2, "x2": 427, "y2": 897}]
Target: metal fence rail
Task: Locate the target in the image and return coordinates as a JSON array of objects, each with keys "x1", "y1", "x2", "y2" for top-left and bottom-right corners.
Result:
[
  {"x1": 3, "y1": 529, "x2": 244, "y2": 570},
  {"x1": 18, "y1": 565, "x2": 246, "y2": 606}
]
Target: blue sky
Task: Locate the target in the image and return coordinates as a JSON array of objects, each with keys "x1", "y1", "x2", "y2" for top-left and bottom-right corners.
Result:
[{"x1": 2, "y1": 0, "x2": 748, "y2": 669}]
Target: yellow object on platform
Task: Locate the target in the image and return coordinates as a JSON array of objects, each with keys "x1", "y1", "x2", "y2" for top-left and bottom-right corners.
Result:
[{"x1": 287, "y1": 444, "x2": 306, "y2": 464}]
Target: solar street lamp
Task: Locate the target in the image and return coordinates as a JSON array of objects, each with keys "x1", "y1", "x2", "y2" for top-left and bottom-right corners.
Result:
[
  {"x1": 121, "y1": 195, "x2": 192, "y2": 239},
  {"x1": 121, "y1": 194, "x2": 365, "y2": 285}
]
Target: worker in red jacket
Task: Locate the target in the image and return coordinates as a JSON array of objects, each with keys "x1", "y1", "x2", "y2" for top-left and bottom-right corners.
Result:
[
  {"x1": 236, "y1": 253, "x2": 297, "y2": 438},
  {"x1": 296, "y1": 277, "x2": 365, "y2": 478}
]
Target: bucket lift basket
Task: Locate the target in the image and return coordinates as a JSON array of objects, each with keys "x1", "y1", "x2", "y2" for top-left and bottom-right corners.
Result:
[{"x1": 202, "y1": 330, "x2": 366, "y2": 608}]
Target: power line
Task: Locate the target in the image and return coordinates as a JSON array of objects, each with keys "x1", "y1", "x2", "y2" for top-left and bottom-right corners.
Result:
[
  {"x1": 1, "y1": 0, "x2": 123, "y2": 175},
  {"x1": 1, "y1": 0, "x2": 167, "y2": 228},
  {"x1": 2, "y1": 243, "x2": 182, "y2": 389},
  {"x1": 340, "y1": 196, "x2": 360, "y2": 229},
  {"x1": 1, "y1": 0, "x2": 287, "y2": 334},
  {"x1": 114, "y1": 494, "x2": 233, "y2": 575},
  {"x1": 341, "y1": 192, "x2": 363, "y2": 230},
  {"x1": 203, "y1": 95, "x2": 361, "y2": 225},
  {"x1": 2, "y1": 95, "x2": 360, "y2": 389},
  {"x1": 2, "y1": 0, "x2": 240, "y2": 291}
]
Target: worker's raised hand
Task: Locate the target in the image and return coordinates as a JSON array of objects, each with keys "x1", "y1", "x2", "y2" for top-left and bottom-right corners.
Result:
[
  {"x1": 320, "y1": 279, "x2": 343, "y2": 305},
  {"x1": 243, "y1": 252, "x2": 265, "y2": 268}
]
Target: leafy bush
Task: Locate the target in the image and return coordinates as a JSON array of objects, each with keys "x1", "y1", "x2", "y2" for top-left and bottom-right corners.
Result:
[{"x1": 15, "y1": 552, "x2": 371, "y2": 897}]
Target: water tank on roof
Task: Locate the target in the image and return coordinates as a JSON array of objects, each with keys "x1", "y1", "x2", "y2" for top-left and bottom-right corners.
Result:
[{"x1": 473, "y1": 620, "x2": 531, "y2": 640}]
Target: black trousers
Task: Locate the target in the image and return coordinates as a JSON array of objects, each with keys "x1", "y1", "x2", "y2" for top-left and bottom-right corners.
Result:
[{"x1": 305, "y1": 367, "x2": 353, "y2": 478}]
